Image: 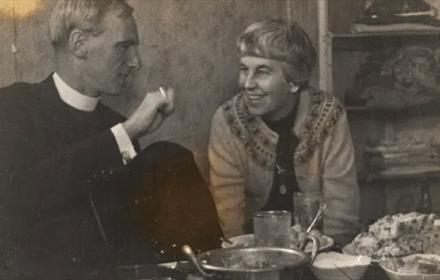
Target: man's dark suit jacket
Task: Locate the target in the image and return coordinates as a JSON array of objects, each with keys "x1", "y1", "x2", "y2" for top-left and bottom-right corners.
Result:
[
  {"x1": 0, "y1": 75, "x2": 223, "y2": 279},
  {"x1": 0, "y1": 75, "x2": 162, "y2": 279}
]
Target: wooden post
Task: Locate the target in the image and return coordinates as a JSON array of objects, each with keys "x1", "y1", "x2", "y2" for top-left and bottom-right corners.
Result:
[{"x1": 317, "y1": 0, "x2": 332, "y2": 92}]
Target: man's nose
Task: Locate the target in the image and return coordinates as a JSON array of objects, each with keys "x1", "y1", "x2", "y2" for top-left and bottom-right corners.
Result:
[{"x1": 128, "y1": 48, "x2": 142, "y2": 70}]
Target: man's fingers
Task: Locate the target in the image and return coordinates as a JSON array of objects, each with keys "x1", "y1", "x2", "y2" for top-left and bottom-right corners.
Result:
[{"x1": 162, "y1": 87, "x2": 175, "y2": 115}]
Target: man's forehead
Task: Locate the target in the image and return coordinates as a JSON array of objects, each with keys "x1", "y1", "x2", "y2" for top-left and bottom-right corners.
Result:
[{"x1": 102, "y1": 12, "x2": 139, "y2": 43}]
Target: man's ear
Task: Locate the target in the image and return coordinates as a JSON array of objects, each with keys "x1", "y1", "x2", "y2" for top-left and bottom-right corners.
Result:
[{"x1": 68, "y1": 29, "x2": 88, "y2": 59}]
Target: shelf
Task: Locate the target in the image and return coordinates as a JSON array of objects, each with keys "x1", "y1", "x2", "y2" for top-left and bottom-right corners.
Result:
[
  {"x1": 345, "y1": 100, "x2": 440, "y2": 119},
  {"x1": 363, "y1": 166, "x2": 440, "y2": 182},
  {"x1": 331, "y1": 30, "x2": 440, "y2": 50},
  {"x1": 332, "y1": 30, "x2": 440, "y2": 38}
]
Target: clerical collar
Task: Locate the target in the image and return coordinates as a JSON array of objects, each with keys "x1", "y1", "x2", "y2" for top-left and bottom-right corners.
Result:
[{"x1": 53, "y1": 72, "x2": 100, "y2": 112}]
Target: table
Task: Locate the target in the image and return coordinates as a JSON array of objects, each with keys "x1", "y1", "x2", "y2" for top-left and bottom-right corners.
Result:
[
  {"x1": 111, "y1": 237, "x2": 389, "y2": 279},
  {"x1": 110, "y1": 261, "x2": 390, "y2": 280},
  {"x1": 301, "y1": 265, "x2": 388, "y2": 280}
]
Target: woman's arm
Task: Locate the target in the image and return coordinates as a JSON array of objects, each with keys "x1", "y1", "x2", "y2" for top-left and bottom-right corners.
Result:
[
  {"x1": 321, "y1": 108, "x2": 360, "y2": 241},
  {"x1": 208, "y1": 108, "x2": 246, "y2": 237}
]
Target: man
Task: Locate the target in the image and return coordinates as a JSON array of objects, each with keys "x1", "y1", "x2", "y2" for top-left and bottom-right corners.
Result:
[{"x1": 0, "y1": 1, "x2": 181, "y2": 279}]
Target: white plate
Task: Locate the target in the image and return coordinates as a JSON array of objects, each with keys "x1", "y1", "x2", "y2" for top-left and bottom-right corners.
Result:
[{"x1": 222, "y1": 234, "x2": 334, "y2": 253}]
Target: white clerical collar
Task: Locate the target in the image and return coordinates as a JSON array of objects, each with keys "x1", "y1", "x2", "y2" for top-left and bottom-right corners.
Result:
[{"x1": 53, "y1": 72, "x2": 100, "y2": 112}]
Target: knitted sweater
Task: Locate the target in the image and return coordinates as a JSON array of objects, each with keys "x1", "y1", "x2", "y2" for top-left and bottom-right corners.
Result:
[{"x1": 208, "y1": 88, "x2": 360, "y2": 238}]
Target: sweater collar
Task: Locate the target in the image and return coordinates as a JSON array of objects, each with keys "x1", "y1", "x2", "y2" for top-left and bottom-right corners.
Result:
[
  {"x1": 53, "y1": 72, "x2": 100, "y2": 112},
  {"x1": 221, "y1": 88, "x2": 342, "y2": 167}
]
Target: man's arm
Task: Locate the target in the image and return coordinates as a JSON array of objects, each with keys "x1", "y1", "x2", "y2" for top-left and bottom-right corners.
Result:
[
  {"x1": 0, "y1": 86, "x2": 175, "y2": 205},
  {"x1": 123, "y1": 87, "x2": 175, "y2": 140},
  {"x1": 0, "y1": 109, "x2": 123, "y2": 201}
]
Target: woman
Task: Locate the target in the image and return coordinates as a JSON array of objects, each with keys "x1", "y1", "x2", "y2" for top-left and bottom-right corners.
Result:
[{"x1": 208, "y1": 19, "x2": 360, "y2": 242}]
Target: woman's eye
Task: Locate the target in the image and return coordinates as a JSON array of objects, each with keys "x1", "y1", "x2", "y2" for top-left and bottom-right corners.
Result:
[
  {"x1": 118, "y1": 44, "x2": 131, "y2": 52},
  {"x1": 256, "y1": 69, "x2": 270, "y2": 76}
]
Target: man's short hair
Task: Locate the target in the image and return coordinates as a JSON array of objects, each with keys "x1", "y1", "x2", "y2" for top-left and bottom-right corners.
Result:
[
  {"x1": 237, "y1": 19, "x2": 316, "y2": 86},
  {"x1": 49, "y1": 0, "x2": 134, "y2": 49}
]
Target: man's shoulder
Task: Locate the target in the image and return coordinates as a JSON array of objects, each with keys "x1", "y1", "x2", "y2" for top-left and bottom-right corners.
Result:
[
  {"x1": 0, "y1": 76, "x2": 52, "y2": 97},
  {"x1": 0, "y1": 81, "x2": 41, "y2": 107},
  {"x1": 0, "y1": 78, "x2": 55, "y2": 116},
  {"x1": 0, "y1": 81, "x2": 34, "y2": 96}
]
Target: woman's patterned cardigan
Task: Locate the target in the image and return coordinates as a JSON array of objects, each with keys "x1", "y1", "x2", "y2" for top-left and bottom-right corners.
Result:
[{"x1": 208, "y1": 87, "x2": 360, "y2": 238}]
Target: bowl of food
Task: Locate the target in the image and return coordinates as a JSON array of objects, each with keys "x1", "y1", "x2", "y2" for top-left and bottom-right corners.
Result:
[
  {"x1": 182, "y1": 237, "x2": 319, "y2": 280},
  {"x1": 311, "y1": 252, "x2": 371, "y2": 280},
  {"x1": 379, "y1": 254, "x2": 440, "y2": 280},
  {"x1": 343, "y1": 212, "x2": 440, "y2": 262},
  {"x1": 221, "y1": 225, "x2": 334, "y2": 253}
]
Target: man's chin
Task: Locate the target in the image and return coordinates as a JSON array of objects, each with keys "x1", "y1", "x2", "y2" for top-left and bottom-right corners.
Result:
[
  {"x1": 105, "y1": 91, "x2": 124, "y2": 96},
  {"x1": 101, "y1": 85, "x2": 125, "y2": 96}
]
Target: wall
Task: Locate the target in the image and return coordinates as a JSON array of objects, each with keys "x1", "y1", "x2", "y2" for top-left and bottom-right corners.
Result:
[{"x1": 0, "y1": 0, "x2": 319, "y2": 178}]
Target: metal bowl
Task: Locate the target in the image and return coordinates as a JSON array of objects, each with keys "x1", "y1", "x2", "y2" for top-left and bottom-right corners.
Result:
[
  {"x1": 199, "y1": 246, "x2": 309, "y2": 273},
  {"x1": 183, "y1": 235, "x2": 319, "y2": 280}
]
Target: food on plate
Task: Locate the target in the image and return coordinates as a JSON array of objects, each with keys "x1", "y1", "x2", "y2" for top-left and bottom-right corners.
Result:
[
  {"x1": 291, "y1": 224, "x2": 303, "y2": 233},
  {"x1": 222, "y1": 224, "x2": 330, "y2": 251},
  {"x1": 381, "y1": 254, "x2": 440, "y2": 274},
  {"x1": 348, "y1": 212, "x2": 440, "y2": 259},
  {"x1": 223, "y1": 256, "x2": 276, "y2": 270},
  {"x1": 422, "y1": 230, "x2": 440, "y2": 254},
  {"x1": 369, "y1": 212, "x2": 437, "y2": 240},
  {"x1": 309, "y1": 229, "x2": 323, "y2": 239},
  {"x1": 288, "y1": 225, "x2": 326, "y2": 249},
  {"x1": 351, "y1": 232, "x2": 381, "y2": 257}
]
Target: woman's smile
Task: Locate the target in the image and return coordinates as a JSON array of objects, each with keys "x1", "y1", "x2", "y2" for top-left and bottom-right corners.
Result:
[{"x1": 246, "y1": 93, "x2": 266, "y2": 104}]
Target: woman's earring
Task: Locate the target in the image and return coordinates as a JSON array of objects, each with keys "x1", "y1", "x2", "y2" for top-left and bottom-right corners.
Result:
[{"x1": 289, "y1": 82, "x2": 299, "y2": 93}]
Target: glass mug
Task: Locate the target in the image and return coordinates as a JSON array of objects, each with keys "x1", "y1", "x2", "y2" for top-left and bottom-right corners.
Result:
[
  {"x1": 293, "y1": 192, "x2": 323, "y2": 231},
  {"x1": 253, "y1": 210, "x2": 292, "y2": 247}
]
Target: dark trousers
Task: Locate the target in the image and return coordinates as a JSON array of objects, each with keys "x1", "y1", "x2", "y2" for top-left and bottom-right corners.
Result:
[{"x1": 132, "y1": 142, "x2": 223, "y2": 261}]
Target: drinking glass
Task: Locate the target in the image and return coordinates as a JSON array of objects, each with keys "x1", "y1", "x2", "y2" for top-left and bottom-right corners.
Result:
[
  {"x1": 253, "y1": 210, "x2": 292, "y2": 247},
  {"x1": 293, "y1": 192, "x2": 323, "y2": 230}
]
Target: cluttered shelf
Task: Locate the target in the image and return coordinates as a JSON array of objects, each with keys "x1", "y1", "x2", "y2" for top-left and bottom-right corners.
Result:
[
  {"x1": 328, "y1": 0, "x2": 440, "y2": 217},
  {"x1": 330, "y1": 0, "x2": 440, "y2": 50},
  {"x1": 333, "y1": 29, "x2": 440, "y2": 38},
  {"x1": 358, "y1": 135, "x2": 440, "y2": 182},
  {"x1": 345, "y1": 101, "x2": 440, "y2": 118},
  {"x1": 363, "y1": 166, "x2": 440, "y2": 182},
  {"x1": 332, "y1": 30, "x2": 440, "y2": 50},
  {"x1": 345, "y1": 104, "x2": 440, "y2": 184}
]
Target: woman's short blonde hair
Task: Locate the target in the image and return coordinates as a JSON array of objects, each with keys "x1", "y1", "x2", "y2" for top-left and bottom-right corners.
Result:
[
  {"x1": 49, "y1": 0, "x2": 133, "y2": 49},
  {"x1": 237, "y1": 19, "x2": 316, "y2": 86}
]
